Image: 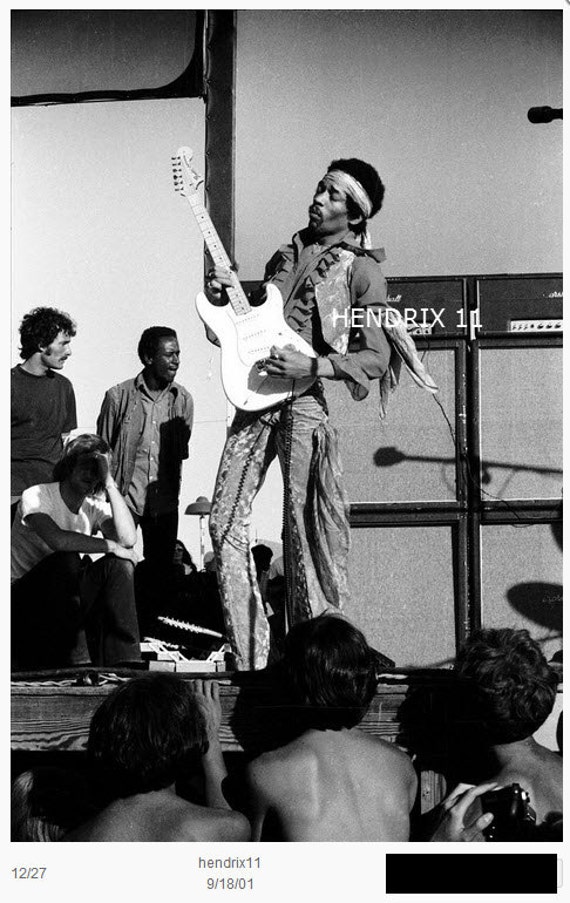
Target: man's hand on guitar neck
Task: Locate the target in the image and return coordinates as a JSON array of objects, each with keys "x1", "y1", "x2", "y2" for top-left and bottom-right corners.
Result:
[
  {"x1": 205, "y1": 264, "x2": 270, "y2": 309},
  {"x1": 265, "y1": 346, "x2": 334, "y2": 380},
  {"x1": 205, "y1": 265, "x2": 238, "y2": 305}
]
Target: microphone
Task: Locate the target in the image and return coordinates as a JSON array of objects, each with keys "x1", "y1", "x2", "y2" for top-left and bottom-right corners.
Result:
[{"x1": 527, "y1": 106, "x2": 563, "y2": 124}]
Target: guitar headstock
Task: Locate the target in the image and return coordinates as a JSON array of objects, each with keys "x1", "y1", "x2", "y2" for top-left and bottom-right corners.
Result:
[{"x1": 172, "y1": 146, "x2": 204, "y2": 198}]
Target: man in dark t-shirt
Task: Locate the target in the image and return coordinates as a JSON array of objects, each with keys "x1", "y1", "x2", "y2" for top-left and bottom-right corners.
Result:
[{"x1": 11, "y1": 307, "x2": 77, "y2": 500}]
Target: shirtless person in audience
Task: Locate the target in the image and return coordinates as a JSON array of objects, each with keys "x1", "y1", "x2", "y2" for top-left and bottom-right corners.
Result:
[
  {"x1": 65, "y1": 673, "x2": 250, "y2": 842},
  {"x1": 451, "y1": 627, "x2": 562, "y2": 831},
  {"x1": 238, "y1": 614, "x2": 417, "y2": 841}
]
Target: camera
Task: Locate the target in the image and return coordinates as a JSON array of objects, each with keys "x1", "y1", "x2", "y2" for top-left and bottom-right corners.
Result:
[{"x1": 480, "y1": 783, "x2": 536, "y2": 841}]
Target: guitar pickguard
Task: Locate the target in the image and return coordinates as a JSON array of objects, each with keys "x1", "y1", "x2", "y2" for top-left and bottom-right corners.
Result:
[{"x1": 196, "y1": 285, "x2": 317, "y2": 411}]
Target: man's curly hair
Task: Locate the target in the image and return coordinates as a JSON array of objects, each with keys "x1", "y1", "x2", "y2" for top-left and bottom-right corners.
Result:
[
  {"x1": 454, "y1": 628, "x2": 559, "y2": 745},
  {"x1": 19, "y1": 307, "x2": 76, "y2": 360}
]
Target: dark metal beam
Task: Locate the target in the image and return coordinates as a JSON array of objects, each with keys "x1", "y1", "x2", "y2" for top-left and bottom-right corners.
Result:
[{"x1": 204, "y1": 11, "x2": 236, "y2": 268}]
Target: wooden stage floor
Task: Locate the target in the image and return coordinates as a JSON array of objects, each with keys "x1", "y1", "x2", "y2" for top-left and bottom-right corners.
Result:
[{"x1": 11, "y1": 665, "x2": 562, "y2": 814}]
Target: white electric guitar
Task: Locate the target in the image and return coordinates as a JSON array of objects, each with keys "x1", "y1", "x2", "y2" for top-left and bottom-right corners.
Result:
[{"x1": 172, "y1": 146, "x2": 316, "y2": 412}]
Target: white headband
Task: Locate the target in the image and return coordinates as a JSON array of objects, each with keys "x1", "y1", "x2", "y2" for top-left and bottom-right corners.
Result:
[
  {"x1": 324, "y1": 170, "x2": 373, "y2": 248},
  {"x1": 325, "y1": 170, "x2": 373, "y2": 218}
]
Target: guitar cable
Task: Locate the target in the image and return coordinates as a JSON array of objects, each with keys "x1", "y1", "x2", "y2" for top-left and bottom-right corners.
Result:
[{"x1": 281, "y1": 397, "x2": 294, "y2": 634}]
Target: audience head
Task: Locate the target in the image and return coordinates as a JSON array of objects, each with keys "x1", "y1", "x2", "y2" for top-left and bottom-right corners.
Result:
[
  {"x1": 87, "y1": 673, "x2": 209, "y2": 798},
  {"x1": 203, "y1": 552, "x2": 217, "y2": 573},
  {"x1": 173, "y1": 540, "x2": 197, "y2": 571},
  {"x1": 18, "y1": 306, "x2": 76, "y2": 362},
  {"x1": 11, "y1": 767, "x2": 96, "y2": 841},
  {"x1": 454, "y1": 627, "x2": 559, "y2": 745},
  {"x1": 252, "y1": 544, "x2": 273, "y2": 574},
  {"x1": 281, "y1": 614, "x2": 378, "y2": 730},
  {"x1": 53, "y1": 433, "x2": 111, "y2": 495},
  {"x1": 137, "y1": 326, "x2": 178, "y2": 365}
]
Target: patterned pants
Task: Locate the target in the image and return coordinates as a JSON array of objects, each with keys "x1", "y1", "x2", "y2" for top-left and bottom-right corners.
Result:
[{"x1": 210, "y1": 386, "x2": 350, "y2": 670}]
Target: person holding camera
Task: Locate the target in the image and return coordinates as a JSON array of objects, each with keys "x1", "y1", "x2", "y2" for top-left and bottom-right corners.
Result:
[
  {"x1": 428, "y1": 782, "x2": 497, "y2": 842},
  {"x1": 428, "y1": 628, "x2": 562, "y2": 842},
  {"x1": 454, "y1": 628, "x2": 561, "y2": 826}
]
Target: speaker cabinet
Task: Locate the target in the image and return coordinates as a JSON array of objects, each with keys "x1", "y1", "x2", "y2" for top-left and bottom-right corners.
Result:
[
  {"x1": 480, "y1": 522, "x2": 562, "y2": 661},
  {"x1": 326, "y1": 348, "x2": 459, "y2": 504},
  {"x1": 346, "y1": 525, "x2": 458, "y2": 668},
  {"x1": 479, "y1": 346, "x2": 562, "y2": 499}
]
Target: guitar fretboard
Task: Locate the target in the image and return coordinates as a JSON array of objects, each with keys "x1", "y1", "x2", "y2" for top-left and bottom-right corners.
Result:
[{"x1": 187, "y1": 193, "x2": 251, "y2": 316}]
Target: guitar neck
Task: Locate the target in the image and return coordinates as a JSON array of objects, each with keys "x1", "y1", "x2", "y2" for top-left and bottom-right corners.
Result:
[{"x1": 187, "y1": 194, "x2": 250, "y2": 315}]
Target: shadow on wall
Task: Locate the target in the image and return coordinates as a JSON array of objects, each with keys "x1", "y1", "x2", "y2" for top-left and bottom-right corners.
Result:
[
  {"x1": 506, "y1": 522, "x2": 562, "y2": 636},
  {"x1": 506, "y1": 582, "x2": 562, "y2": 634}
]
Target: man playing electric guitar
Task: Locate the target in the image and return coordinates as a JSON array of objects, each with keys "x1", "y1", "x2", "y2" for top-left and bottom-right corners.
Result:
[{"x1": 206, "y1": 158, "x2": 395, "y2": 670}]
